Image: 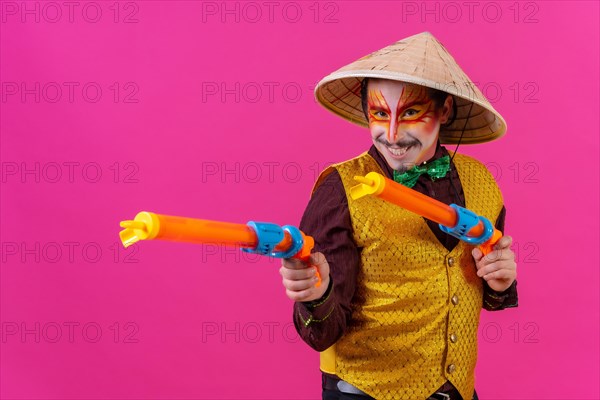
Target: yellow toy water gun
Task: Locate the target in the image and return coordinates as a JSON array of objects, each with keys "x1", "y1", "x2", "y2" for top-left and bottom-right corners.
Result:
[
  {"x1": 351, "y1": 172, "x2": 503, "y2": 255},
  {"x1": 119, "y1": 212, "x2": 321, "y2": 286}
]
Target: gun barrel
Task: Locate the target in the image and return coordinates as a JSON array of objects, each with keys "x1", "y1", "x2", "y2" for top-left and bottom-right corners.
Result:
[
  {"x1": 119, "y1": 211, "x2": 321, "y2": 286},
  {"x1": 351, "y1": 172, "x2": 501, "y2": 252},
  {"x1": 120, "y1": 212, "x2": 295, "y2": 249}
]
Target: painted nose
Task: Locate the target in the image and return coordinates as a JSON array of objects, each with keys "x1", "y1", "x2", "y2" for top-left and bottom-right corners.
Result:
[{"x1": 387, "y1": 119, "x2": 400, "y2": 143}]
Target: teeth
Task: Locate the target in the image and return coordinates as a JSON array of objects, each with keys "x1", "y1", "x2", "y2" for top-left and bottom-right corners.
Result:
[{"x1": 388, "y1": 146, "x2": 409, "y2": 156}]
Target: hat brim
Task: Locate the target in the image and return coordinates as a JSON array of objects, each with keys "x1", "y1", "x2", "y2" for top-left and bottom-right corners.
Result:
[{"x1": 315, "y1": 71, "x2": 507, "y2": 145}]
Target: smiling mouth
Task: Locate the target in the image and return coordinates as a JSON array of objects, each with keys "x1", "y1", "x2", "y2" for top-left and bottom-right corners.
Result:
[
  {"x1": 377, "y1": 137, "x2": 420, "y2": 159},
  {"x1": 387, "y1": 145, "x2": 412, "y2": 157}
]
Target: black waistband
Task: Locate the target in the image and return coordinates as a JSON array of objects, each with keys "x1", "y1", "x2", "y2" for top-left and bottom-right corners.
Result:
[{"x1": 322, "y1": 374, "x2": 466, "y2": 400}]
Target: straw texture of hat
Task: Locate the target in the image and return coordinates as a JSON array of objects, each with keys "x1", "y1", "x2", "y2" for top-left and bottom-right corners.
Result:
[{"x1": 314, "y1": 32, "x2": 507, "y2": 144}]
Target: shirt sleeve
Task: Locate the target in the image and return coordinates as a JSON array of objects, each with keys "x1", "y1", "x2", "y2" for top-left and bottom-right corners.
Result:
[
  {"x1": 292, "y1": 169, "x2": 360, "y2": 352},
  {"x1": 482, "y1": 206, "x2": 519, "y2": 311}
]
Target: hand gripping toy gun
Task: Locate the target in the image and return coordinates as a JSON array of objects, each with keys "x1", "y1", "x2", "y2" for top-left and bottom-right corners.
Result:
[
  {"x1": 351, "y1": 172, "x2": 502, "y2": 255},
  {"x1": 119, "y1": 212, "x2": 321, "y2": 286}
]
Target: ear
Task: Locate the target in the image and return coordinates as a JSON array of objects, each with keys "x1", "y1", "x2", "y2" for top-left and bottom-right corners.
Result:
[{"x1": 439, "y1": 95, "x2": 453, "y2": 124}]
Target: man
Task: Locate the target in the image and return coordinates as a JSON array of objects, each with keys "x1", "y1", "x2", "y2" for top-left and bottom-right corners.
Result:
[{"x1": 280, "y1": 32, "x2": 518, "y2": 400}]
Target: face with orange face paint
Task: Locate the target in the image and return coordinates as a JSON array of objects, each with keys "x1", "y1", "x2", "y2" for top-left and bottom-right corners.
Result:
[{"x1": 366, "y1": 79, "x2": 453, "y2": 172}]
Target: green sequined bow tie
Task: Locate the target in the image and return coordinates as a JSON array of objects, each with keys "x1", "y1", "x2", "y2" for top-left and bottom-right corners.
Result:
[{"x1": 393, "y1": 155, "x2": 450, "y2": 188}]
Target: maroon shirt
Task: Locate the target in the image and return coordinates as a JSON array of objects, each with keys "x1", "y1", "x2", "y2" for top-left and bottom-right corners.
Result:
[{"x1": 293, "y1": 142, "x2": 518, "y2": 353}]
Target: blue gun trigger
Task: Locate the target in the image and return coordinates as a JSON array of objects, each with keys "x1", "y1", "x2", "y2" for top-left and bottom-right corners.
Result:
[
  {"x1": 242, "y1": 221, "x2": 284, "y2": 256},
  {"x1": 439, "y1": 204, "x2": 494, "y2": 246},
  {"x1": 272, "y1": 225, "x2": 304, "y2": 259}
]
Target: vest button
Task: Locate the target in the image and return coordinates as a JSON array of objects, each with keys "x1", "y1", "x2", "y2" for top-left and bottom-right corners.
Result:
[
  {"x1": 450, "y1": 333, "x2": 458, "y2": 343},
  {"x1": 447, "y1": 257, "x2": 455, "y2": 267},
  {"x1": 451, "y1": 295, "x2": 459, "y2": 305},
  {"x1": 447, "y1": 364, "x2": 456, "y2": 373}
]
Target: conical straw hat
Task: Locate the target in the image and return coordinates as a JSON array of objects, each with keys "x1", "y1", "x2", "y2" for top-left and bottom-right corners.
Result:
[{"x1": 314, "y1": 32, "x2": 506, "y2": 144}]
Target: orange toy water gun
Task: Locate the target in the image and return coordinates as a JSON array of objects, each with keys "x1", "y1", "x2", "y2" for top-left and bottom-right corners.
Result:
[
  {"x1": 351, "y1": 172, "x2": 502, "y2": 255},
  {"x1": 119, "y1": 212, "x2": 321, "y2": 286}
]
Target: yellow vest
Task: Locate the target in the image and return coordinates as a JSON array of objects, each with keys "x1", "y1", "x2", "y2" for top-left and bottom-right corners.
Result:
[{"x1": 315, "y1": 151, "x2": 504, "y2": 400}]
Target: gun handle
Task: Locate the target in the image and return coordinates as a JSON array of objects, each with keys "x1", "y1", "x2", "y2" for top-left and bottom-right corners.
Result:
[
  {"x1": 297, "y1": 256, "x2": 322, "y2": 288},
  {"x1": 311, "y1": 265, "x2": 322, "y2": 288},
  {"x1": 294, "y1": 235, "x2": 321, "y2": 287},
  {"x1": 477, "y1": 229, "x2": 503, "y2": 256}
]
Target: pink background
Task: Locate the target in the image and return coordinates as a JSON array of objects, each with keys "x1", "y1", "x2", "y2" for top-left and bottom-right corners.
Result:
[{"x1": 1, "y1": 1, "x2": 598, "y2": 399}]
